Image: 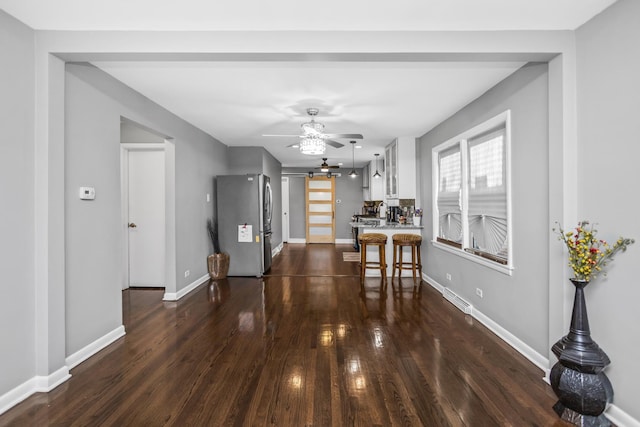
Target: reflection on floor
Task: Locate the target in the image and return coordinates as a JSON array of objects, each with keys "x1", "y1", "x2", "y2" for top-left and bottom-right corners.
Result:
[{"x1": 0, "y1": 243, "x2": 563, "y2": 426}]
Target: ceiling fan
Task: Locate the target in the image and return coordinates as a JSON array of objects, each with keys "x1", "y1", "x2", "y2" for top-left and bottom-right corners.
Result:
[
  {"x1": 263, "y1": 108, "x2": 363, "y2": 154},
  {"x1": 316, "y1": 158, "x2": 340, "y2": 172}
]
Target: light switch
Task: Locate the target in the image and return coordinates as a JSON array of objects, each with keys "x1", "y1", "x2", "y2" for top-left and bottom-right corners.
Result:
[
  {"x1": 206, "y1": 193, "x2": 211, "y2": 202},
  {"x1": 79, "y1": 187, "x2": 95, "y2": 200}
]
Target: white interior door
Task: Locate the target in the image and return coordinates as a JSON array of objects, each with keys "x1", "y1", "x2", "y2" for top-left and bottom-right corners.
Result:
[
  {"x1": 282, "y1": 177, "x2": 290, "y2": 243},
  {"x1": 128, "y1": 149, "x2": 166, "y2": 287}
]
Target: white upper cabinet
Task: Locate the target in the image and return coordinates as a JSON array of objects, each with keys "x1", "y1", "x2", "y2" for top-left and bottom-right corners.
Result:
[
  {"x1": 362, "y1": 163, "x2": 370, "y2": 200},
  {"x1": 385, "y1": 140, "x2": 398, "y2": 198},
  {"x1": 385, "y1": 137, "x2": 416, "y2": 200}
]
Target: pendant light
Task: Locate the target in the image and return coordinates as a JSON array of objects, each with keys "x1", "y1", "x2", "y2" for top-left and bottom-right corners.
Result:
[
  {"x1": 373, "y1": 153, "x2": 382, "y2": 178},
  {"x1": 348, "y1": 141, "x2": 358, "y2": 178}
]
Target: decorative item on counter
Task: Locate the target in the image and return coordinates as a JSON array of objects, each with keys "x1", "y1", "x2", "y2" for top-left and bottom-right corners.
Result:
[
  {"x1": 413, "y1": 208, "x2": 423, "y2": 226},
  {"x1": 550, "y1": 220, "x2": 634, "y2": 427}
]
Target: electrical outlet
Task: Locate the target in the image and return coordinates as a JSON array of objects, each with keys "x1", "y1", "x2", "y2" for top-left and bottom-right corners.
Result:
[
  {"x1": 476, "y1": 288, "x2": 483, "y2": 298},
  {"x1": 446, "y1": 273, "x2": 452, "y2": 281},
  {"x1": 184, "y1": 270, "x2": 190, "y2": 278}
]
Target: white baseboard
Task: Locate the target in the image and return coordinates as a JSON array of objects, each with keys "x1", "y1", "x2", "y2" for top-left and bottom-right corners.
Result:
[
  {"x1": 606, "y1": 404, "x2": 640, "y2": 427},
  {"x1": 0, "y1": 365, "x2": 71, "y2": 416},
  {"x1": 164, "y1": 273, "x2": 209, "y2": 301},
  {"x1": 287, "y1": 238, "x2": 306, "y2": 244},
  {"x1": 472, "y1": 304, "x2": 549, "y2": 372},
  {"x1": 272, "y1": 242, "x2": 284, "y2": 257},
  {"x1": 424, "y1": 273, "x2": 549, "y2": 372},
  {"x1": 335, "y1": 238, "x2": 353, "y2": 244},
  {"x1": 66, "y1": 325, "x2": 126, "y2": 370}
]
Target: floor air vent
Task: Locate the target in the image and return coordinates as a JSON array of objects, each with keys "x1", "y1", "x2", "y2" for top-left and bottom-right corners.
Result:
[{"x1": 442, "y1": 287, "x2": 473, "y2": 314}]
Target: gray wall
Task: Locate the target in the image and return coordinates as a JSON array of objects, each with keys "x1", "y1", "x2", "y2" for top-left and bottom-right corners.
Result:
[
  {"x1": 419, "y1": 62, "x2": 550, "y2": 354},
  {"x1": 576, "y1": 0, "x2": 640, "y2": 418},
  {"x1": 65, "y1": 63, "x2": 228, "y2": 355},
  {"x1": 288, "y1": 176, "x2": 307, "y2": 239},
  {"x1": 0, "y1": 9, "x2": 36, "y2": 395},
  {"x1": 227, "y1": 146, "x2": 264, "y2": 175}
]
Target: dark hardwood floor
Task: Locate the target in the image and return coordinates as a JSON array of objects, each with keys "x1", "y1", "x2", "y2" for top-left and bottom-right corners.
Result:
[{"x1": 0, "y1": 243, "x2": 568, "y2": 426}]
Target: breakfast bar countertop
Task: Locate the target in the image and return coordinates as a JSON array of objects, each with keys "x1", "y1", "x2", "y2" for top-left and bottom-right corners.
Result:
[{"x1": 349, "y1": 221, "x2": 423, "y2": 230}]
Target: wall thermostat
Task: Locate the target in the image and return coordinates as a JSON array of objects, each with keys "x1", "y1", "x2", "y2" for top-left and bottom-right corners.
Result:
[{"x1": 79, "y1": 187, "x2": 96, "y2": 200}]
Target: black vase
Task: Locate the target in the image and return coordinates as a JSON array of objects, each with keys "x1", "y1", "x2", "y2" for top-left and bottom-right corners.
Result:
[{"x1": 550, "y1": 278, "x2": 613, "y2": 427}]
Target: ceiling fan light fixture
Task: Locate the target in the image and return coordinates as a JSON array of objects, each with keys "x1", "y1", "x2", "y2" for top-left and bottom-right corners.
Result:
[{"x1": 299, "y1": 135, "x2": 326, "y2": 155}]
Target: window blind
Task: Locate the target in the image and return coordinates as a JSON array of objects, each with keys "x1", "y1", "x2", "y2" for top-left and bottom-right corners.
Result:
[
  {"x1": 437, "y1": 144, "x2": 462, "y2": 243},
  {"x1": 467, "y1": 128, "x2": 507, "y2": 258}
]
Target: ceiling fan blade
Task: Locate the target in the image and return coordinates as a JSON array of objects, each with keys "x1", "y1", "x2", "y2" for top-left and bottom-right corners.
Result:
[
  {"x1": 325, "y1": 140, "x2": 345, "y2": 149},
  {"x1": 262, "y1": 134, "x2": 302, "y2": 138},
  {"x1": 324, "y1": 133, "x2": 363, "y2": 139}
]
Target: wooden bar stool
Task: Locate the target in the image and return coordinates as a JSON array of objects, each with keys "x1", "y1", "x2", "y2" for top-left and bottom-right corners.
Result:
[
  {"x1": 392, "y1": 233, "x2": 423, "y2": 283},
  {"x1": 358, "y1": 233, "x2": 388, "y2": 282}
]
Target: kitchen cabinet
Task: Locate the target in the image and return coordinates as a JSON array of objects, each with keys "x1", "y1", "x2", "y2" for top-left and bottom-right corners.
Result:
[
  {"x1": 362, "y1": 163, "x2": 370, "y2": 200},
  {"x1": 385, "y1": 140, "x2": 398, "y2": 198},
  {"x1": 385, "y1": 137, "x2": 416, "y2": 200}
]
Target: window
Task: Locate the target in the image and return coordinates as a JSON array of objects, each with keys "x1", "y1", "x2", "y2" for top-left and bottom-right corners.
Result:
[
  {"x1": 436, "y1": 145, "x2": 462, "y2": 248},
  {"x1": 432, "y1": 111, "x2": 512, "y2": 273}
]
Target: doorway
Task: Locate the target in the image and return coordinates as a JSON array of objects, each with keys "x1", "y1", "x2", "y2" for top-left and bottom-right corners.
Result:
[
  {"x1": 282, "y1": 177, "x2": 290, "y2": 243},
  {"x1": 305, "y1": 176, "x2": 336, "y2": 243},
  {"x1": 121, "y1": 144, "x2": 166, "y2": 288}
]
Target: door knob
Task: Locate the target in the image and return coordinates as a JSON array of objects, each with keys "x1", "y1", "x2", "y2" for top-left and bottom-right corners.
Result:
[{"x1": 128, "y1": 223, "x2": 137, "y2": 228}]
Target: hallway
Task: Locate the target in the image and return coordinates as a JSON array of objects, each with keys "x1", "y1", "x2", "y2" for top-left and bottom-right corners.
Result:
[{"x1": 0, "y1": 243, "x2": 564, "y2": 426}]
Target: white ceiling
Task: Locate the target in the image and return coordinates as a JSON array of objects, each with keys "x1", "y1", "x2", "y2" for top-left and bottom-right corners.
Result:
[
  {"x1": 0, "y1": 0, "x2": 617, "y2": 169},
  {"x1": 97, "y1": 60, "x2": 525, "y2": 167},
  {"x1": 0, "y1": 0, "x2": 616, "y2": 31}
]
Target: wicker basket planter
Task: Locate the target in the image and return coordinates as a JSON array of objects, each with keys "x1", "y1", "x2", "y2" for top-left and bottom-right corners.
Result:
[{"x1": 207, "y1": 253, "x2": 230, "y2": 280}]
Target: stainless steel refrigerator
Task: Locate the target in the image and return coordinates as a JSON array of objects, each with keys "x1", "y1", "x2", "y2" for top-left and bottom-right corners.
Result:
[{"x1": 216, "y1": 174, "x2": 272, "y2": 276}]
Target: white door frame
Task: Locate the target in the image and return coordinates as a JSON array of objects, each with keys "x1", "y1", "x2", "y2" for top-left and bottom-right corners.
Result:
[
  {"x1": 120, "y1": 142, "x2": 176, "y2": 295},
  {"x1": 282, "y1": 177, "x2": 290, "y2": 243}
]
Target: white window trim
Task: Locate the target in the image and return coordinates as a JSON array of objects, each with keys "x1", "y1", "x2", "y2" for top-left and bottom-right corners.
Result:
[{"x1": 431, "y1": 110, "x2": 513, "y2": 275}]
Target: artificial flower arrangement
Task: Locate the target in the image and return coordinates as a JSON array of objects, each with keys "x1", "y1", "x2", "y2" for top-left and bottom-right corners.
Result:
[{"x1": 554, "y1": 220, "x2": 634, "y2": 281}]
